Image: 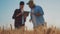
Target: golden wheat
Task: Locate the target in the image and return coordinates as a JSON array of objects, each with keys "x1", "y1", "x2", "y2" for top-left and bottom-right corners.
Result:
[{"x1": 0, "y1": 26, "x2": 60, "y2": 34}]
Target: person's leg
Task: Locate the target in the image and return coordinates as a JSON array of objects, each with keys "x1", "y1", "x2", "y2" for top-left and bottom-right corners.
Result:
[
  {"x1": 15, "y1": 24, "x2": 19, "y2": 29},
  {"x1": 19, "y1": 25, "x2": 25, "y2": 34},
  {"x1": 33, "y1": 23, "x2": 37, "y2": 28},
  {"x1": 14, "y1": 21, "x2": 22, "y2": 29},
  {"x1": 33, "y1": 22, "x2": 45, "y2": 29}
]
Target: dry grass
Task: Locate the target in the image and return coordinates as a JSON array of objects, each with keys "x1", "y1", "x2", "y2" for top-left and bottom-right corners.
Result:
[{"x1": 0, "y1": 26, "x2": 60, "y2": 34}]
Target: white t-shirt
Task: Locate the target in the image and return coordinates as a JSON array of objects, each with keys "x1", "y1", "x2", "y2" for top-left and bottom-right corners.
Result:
[{"x1": 21, "y1": 10, "x2": 24, "y2": 24}]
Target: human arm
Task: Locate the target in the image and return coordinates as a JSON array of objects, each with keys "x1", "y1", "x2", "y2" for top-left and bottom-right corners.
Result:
[{"x1": 35, "y1": 6, "x2": 44, "y2": 16}]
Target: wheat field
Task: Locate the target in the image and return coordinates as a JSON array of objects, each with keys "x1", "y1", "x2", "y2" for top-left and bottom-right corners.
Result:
[{"x1": 0, "y1": 25, "x2": 60, "y2": 34}]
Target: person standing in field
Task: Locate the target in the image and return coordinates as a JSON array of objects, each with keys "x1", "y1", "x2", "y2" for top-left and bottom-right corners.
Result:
[
  {"x1": 27, "y1": 0, "x2": 45, "y2": 28},
  {"x1": 12, "y1": 1, "x2": 27, "y2": 29}
]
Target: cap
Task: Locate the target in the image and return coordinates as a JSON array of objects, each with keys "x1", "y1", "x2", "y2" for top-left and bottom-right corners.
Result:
[
  {"x1": 27, "y1": 0, "x2": 34, "y2": 5},
  {"x1": 20, "y1": 1, "x2": 24, "y2": 5}
]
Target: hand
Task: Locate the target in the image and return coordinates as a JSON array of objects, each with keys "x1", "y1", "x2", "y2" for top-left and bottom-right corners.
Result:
[
  {"x1": 30, "y1": 13, "x2": 34, "y2": 16},
  {"x1": 29, "y1": 19, "x2": 32, "y2": 22},
  {"x1": 16, "y1": 13, "x2": 22, "y2": 17},
  {"x1": 35, "y1": 13, "x2": 40, "y2": 16}
]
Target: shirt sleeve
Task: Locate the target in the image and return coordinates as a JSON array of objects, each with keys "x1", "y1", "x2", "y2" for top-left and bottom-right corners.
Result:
[
  {"x1": 38, "y1": 6, "x2": 44, "y2": 15},
  {"x1": 12, "y1": 9, "x2": 17, "y2": 19}
]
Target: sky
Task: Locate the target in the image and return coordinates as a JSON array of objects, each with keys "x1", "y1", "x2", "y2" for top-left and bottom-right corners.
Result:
[{"x1": 0, "y1": 0, "x2": 60, "y2": 29}]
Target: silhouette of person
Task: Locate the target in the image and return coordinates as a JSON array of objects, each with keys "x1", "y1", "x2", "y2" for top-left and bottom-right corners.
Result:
[
  {"x1": 12, "y1": 1, "x2": 28, "y2": 29},
  {"x1": 27, "y1": 0, "x2": 45, "y2": 28}
]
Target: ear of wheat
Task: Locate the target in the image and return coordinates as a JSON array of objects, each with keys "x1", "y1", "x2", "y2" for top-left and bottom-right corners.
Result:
[{"x1": 0, "y1": 25, "x2": 60, "y2": 34}]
